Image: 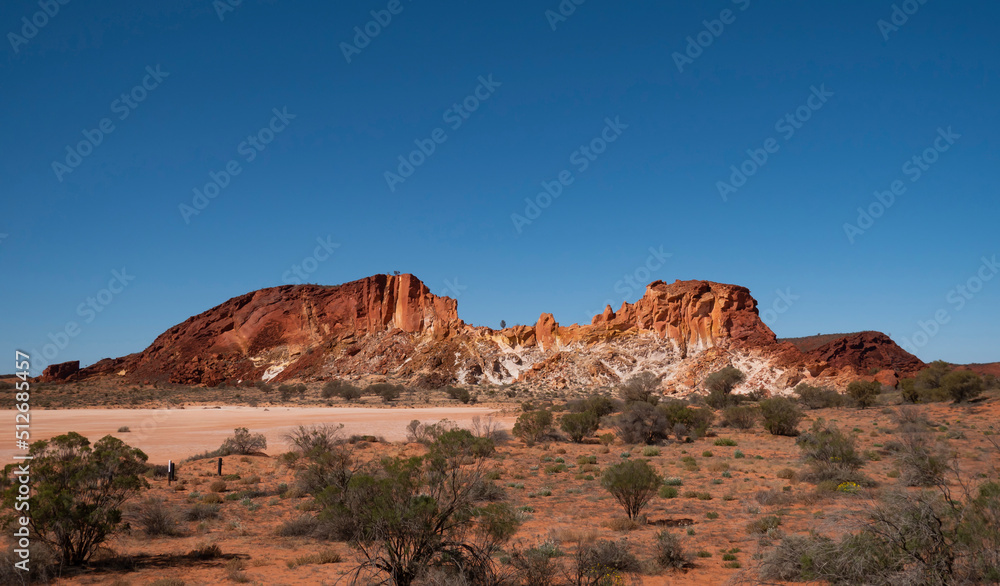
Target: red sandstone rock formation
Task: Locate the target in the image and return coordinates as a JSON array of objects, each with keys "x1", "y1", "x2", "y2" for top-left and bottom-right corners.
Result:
[
  {"x1": 62, "y1": 274, "x2": 929, "y2": 393},
  {"x1": 41, "y1": 360, "x2": 79, "y2": 382}
]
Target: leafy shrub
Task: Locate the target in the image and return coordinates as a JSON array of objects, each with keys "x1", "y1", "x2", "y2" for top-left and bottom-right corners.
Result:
[
  {"x1": 942, "y1": 370, "x2": 984, "y2": 403},
  {"x1": 759, "y1": 397, "x2": 802, "y2": 436},
  {"x1": 714, "y1": 438, "x2": 737, "y2": 446},
  {"x1": 513, "y1": 410, "x2": 553, "y2": 446},
  {"x1": 560, "y1": 411, "x2": 599, "y2": 443},
  {"x1": 367, "y1": 383, "x2": 404, "y2": 403},
  {"x1": 794, "y1": 383, "x2": 844, "y2": 409},
  {"x1": 601, "y1": 459, "x2": 662, "y2": 520},
  {"x1": 286, "y1": 423, "x2": 344, "y2": 456},
  {"x1": 135, "y1": 498, "x2": 183, "y2": 537},
  {"x1": 0, "y1": 432, "x2": 148, "y2": 565},
  {"x1": 443, "y1": 386, "x2": 472, "y2": 404},
  {"x1": 846, "y1": 380, "x2": 882, "y2": 409},
  {"x1": 185, "y1": 503, "x2": 221, "y2": 521},
  {"x1": 703, "y1": 366, "x2": 746, "y2": 410},
  {"x1": 721, "y1": 404, "x2": 758, "y2": 430},
  {"x1": 746, "y1": 515, "x2": 782, "y2": 535},
  {"x1": 322, "y1": 380, "x2": 361, "y2": 401},
  {"x1": 569, "y1": 394, "x2": 618, "y2": 418},
  {"x1": 618, "y1": 371, "x2": 661, "y2": 405},
  {"x1": 896, "y1": 433, "x2": 950, "y2": 487},
  {"x1": 572, "y1": 539, "x2": 642, "y2": 583},
  {"x1": 659, "y1": 400, "x2": 713, "y2": 439},
  {"x1": 613, "y1": 401, "x2": 669, "y2": 444},
  {"x1": 796, "y1": 419, "x2": 867, "y2": 485},
  {"x1": 221, "y1": 427, "x2": 267, "y2": 455}
]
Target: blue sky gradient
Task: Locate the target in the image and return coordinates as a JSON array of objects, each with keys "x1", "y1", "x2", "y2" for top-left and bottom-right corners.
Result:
[{"x1": 2, "y1": 0, "x2": 997, "y2": 374}]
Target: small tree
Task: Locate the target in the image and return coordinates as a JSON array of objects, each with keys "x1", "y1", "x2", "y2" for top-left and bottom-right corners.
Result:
[
  {"x1": 703, "y1": 366, "x2": 746, "y2": 409},
  {"x1": 278, "y1": 384, "x2": 294, "y2": 401},
  {"x1": 613, "y1": 401, "x2": 669, "y2": 444},
  {"x1": 796, "y1": 419, "x2": 865, "y2": 483},
  {"x1": 847, "y1": 380, "x2": 882, "y2": 409},
  {"x1": 323, "y1": 380, "x2": 362, "y2": 401},
  {"x1": 618, "y1": 371, "x2": 661, "y2": 405},
  {"x1": 941, "y1": 370, "x2": 983, "y2": 403},
  {"x1": 0, "y1": 433, "x2": 148, "y2": 565},
  {"x1": 222, "y1": 427, "x2": 267, "y2": 455},
  {"x1": 366, "y1": 383, "x2": 404, "y2": 403},
  {"x1": 601, "y1": 459, "x2": 662, "y2": 520},
  {"x1": 513, "y1": 410, "x2": 553, "y2": 446},
  {"x1": 500, "y1": 319, "x2": 507, "y2": 329},
  {"x1": 759, "y1": 397, "x2": 802, "y2": 436},
  {"x1": 444, "y1": 386, "x2": 472, "y2": 404},
  {"x1": 560, "y1": 411, "x2": 599, "y2": 443}
]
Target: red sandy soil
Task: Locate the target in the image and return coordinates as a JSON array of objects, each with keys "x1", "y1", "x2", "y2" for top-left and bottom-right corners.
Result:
[{"x1": 4, "y1": 396, "x2": 999, "y2": 585}]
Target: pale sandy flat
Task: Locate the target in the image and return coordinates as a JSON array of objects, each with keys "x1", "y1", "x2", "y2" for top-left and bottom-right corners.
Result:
[{"x1": 0, "y1": 406, "x2": 511, "y2": 463}]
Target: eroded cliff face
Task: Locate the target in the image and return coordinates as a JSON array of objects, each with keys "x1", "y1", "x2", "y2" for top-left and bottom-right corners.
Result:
[{"x1": 73, "y1": 274, "x2": 916, "y2": 394}]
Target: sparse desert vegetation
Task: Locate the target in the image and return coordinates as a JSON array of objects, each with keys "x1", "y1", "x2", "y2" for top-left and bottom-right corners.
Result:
[{"x1": 2, "y1": 364, "x2": 999, "y2": 584}]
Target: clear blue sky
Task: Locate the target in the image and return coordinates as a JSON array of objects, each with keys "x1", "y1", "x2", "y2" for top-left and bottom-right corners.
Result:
[{"x1": 2, "y1": 0, "x2": 997, "y2": 374}]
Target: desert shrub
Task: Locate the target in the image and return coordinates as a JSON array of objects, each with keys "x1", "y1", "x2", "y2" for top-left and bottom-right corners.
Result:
[
  {"x1": 184, "y1": 503, "x2": 220, "y2": 521},
  {"x1": 759, "y1": 397, "x2": 802, "y2": 436},
  {"x1": 367, "y1": 383, "x2": 404, "y2": 403},
  {"x1": 443, "y1": 386, "x2": 472, "y2": 403},
  {"x1": 654, "y1": 530, "x2": 688, "y2": 569},
  {"x1": 601, "y1": 459, "x2": 662, "y2": 520},
  {"x1": 0, "y1": 432, "x2": 148, "y2": 565},
  {"x1": 570, "y1": 539, "x2": 642, "y2": 585},
  {"x1": 506, "y1": 543, "x2": 561, "y2": 586},
  {"x1": 846, "y1": 380, "x2": 882, "y2": 409},
  {"x1": 560, "y1": 411, "x2": 599, "y2": 443},
  {"x1": 470, "y1": 415, "x2": 507, "y2": 443},
  {"x1": 796, "y1": 419, "x2": 867, "y2": 485},
  {"x1": 614, "y1": 401, "x2": 669, "y2": 444},
  {"x1": 892, "y1": 406, "x2": 933, "y2": 434},
  {"x1": 313, "y1": 430, "x2": 517, "y2": 585},
  {"x1": 278, "y1": 384, "x2": 295, "y2": 401},
  {"x1": 322, "y1": 380, "x2": 361, "y2": 401},
  {"x1": 714, "y1": 437, "x2": 738, "y2": 446},
  {"x1": 896, "y1": 434, "x2": 950, "y2": 487},
  {"x1": 941, "y1": 370, "x2": 984, "y2": 403},
  {"x1": 286, "y1": 423, "x2": 344, "y2": 456},
  {"x1": 721, "y1": 405, "x2": 758, "y2": 430},
  {"x1": 276, "y1": 514, "x2": 320, "y2": 537},
  {"x1": 570, "y1": 394, "x2": 618, "y2": 418},
  {"x1": 658, "y1": 399, "x2": 713, "y2": 439},
  {"x1": 118, "y1": 425, "x2": 131, "y2": 433},
  {"x1": 135, "y1": 498, "x2": 183, "y2": 537},
  {"x1": 513, "y1": 410, "x2": 554, "y2": 446},
  {"x1": 746, "y1": 515, "x2": 782, "y2": 535},
  {"x1": 618, "y1": 371, "x2": 661, "y2": 405},
  {"x1": 209, "y1": 480, "x2": 227, "y2": 493},
  {"x1": 221, "y1": 427, "x2": 267, "y2": 455},
  {"x1": 703, "y1": 366, "x2": 746, "y2": 410},
  {"x1": 0, "y1": 542, "x2": 60, "y2": 583},
  {"x1": 794, "y1": 383, "x2": 844, "y2": 409},
  {"x1": 188, "y1": 543, "x2": 223, "y2": 560}
]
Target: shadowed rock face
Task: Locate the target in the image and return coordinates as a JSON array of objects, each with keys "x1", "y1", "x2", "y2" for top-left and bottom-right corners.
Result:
[
  {"x1": 70, "y1": 274, "x2": 918, "y2": 393},
  {"x1": 41, "y1": 360, "x2": 79, "y2": 382},
  {"x1": 786, "y1": 331, "x2": 924, "y2": 377}
]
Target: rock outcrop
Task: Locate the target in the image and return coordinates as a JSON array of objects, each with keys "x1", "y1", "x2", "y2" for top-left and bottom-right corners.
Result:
[
  {"x1": 41, "y1": 360, "x2": 79, "y2": 382},
  {"x1": 68, "y1": 274, "x2": 922, "y2": 394}
]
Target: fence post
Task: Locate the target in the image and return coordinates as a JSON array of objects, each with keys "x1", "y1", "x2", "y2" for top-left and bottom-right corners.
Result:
[{"x1": 217, "y1": 457, "x2": 223, "y2": 476}]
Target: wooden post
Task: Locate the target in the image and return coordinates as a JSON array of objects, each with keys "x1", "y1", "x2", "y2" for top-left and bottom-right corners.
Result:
[
  {"x1": 217, "y1": 457, "x2": 223, "y2": 476},
  {"x1": 168, "y1": 460, "x2": 174, "y2": 484}
]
